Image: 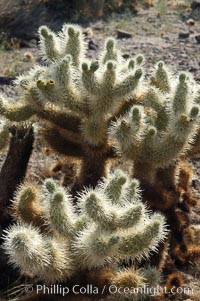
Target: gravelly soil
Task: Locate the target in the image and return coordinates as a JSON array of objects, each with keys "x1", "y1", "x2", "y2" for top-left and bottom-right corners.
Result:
[{"x1": 0, "y1": 3, "x2": 200, "y2": 301}]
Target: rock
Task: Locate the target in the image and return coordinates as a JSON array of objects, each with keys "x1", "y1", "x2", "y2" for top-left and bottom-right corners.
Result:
[
  {"x1": 186, "y1": 18, "x2": 196, "y2": 26},
  {"x1": 83, "y1": 27, "x2": 93, "y2": 38},
  {"x1": 195, "y1": 34, "x2": 200, "y2": 43},
  {"x1": 122, "y1": 54, "x2": 130, "y2": 59},
  {"x1": 0, "y1": 77, "x2": 15, "y2": 86},
  {"x1": 189, "y1": 66, "x2": 197, "y2": 72},
  {"x1": 191, "y1": 0, "x2": 200, "y2": 9},
  {"x1": 116, "y1": 29, "x2": 132, "y2": 39},
  {"x1": 88, "y1": 39, "x2": 98, "y2": 50},
  {"x1": 179, "y1": 32, "x2": 190, "y2": 39},
  {"x1": 192, "y1": 178, "x2": 200, "y2": 190}
]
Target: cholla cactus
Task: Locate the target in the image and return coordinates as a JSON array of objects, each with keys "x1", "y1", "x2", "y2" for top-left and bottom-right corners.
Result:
[
  {"x1": 3, "y1": 169, "x2": 166, "y2": 286},
  {"x1": 110, "y1": 63, "x2": 200, "y2": 184},
  {"x1": 109, "y1": 61, "x2": 200, "y2": 270},
  {"x1": 0, "y1": 24, "x2": 144, "y2": 189},
  {"x1": 1, "y1": 24, "x2": 199, "y2": 191},
  {"x1": 0, "y1": 23, "x2": 199, "y2": 279}
]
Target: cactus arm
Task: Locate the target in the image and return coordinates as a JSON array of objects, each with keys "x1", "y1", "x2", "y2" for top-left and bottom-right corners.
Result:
[
  {"x1": 37, "y1": 108, "x2": 81, "y2": 133},
  {"x1": 143, "y1": 87, "x2": 170, "y2": 131},
  {"x1": 39, "y1": 26, "x2": 60, "y2": 62},
  {"x1": 2, "y1": 224, "x2": 50, "y2": 274},
  {"x1": 173, "y1": 73, "x2": 189, "y2": 115},
  {"x1": 12, "y1": 183, "x2": 44, "y2": 227},
  {"x1": 41, "y1": 239, "x2": 74, "y2": 282},
  {"x1": 81, "y1": 62, "x2": 100, "y2": 95},
  {"x1": 100, "y1": 38, "x2": 121, "y2": 64},
  {"x1": 47, "y1": 187, "x2": 76, "y2": 238},
  {"x1": 117, "y1": 204, "x2": 144, "y2": 228},
  {"x1": 0, "y1": 97, "x2": 82, "y2": 134},
  {"x1": 113, "y1": 69, "x2": 143, "y2": 98},
  {"x1": 73, "y1": 226, "x2": 119, "y2": 269},
  {"x1": 0, "y1": 101, "x2": 34, "y2": 122},
  {"x1": 118, "y1": 214, "x2": 166, "y2": 258},
  {"x1": 101, "y1": 61, "x2": 116, "y2": 91},
  {"x1": 82, "y1": 192, "x2": 116, "y2": 230},
  {"x1": 103, "y1": 169, "x2": 127, "y2": 204},
  {"x1": 187, "y1": 129, "x2": 200, "y2": 157},
  {"x1": 63, "y1": 25, "x2": 85, "y2": 67},
  {"x1": 150, "y1": 61, "x2": 171, "y2": 93},
  {"x1": 152, "y1": 112, "x2": 199, "y2": 166}
]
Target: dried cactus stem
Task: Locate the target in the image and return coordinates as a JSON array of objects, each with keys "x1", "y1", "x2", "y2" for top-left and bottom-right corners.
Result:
[
  {"x1": 75, "y1": 143, "x2": 109, "y2": 189},
  {"x1": 0, "y1": 125, "x2": 34, "y2": 229},
  {"x1": 43, "y1": 126, "x2": 83, "y2": 158},
  {"x1": 0, "y1": 125, "x2": 34, "y2": 296}
]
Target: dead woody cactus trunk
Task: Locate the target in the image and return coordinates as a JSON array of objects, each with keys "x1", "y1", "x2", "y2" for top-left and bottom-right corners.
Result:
[
  {"x1": 0, "y1": 125, "x2": 34, "y2": 295},
  {"x1": 0, "y1": 125, "x2": 34, "y2": 229}
]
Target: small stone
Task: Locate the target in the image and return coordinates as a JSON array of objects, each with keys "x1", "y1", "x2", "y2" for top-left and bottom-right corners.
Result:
[
  {"x1": 179, "y1": 32, "x2": 190, "y2": 39},
  {"x1": 88, "y1": 39, "x2": 98, "y2": 50},
  {"x1": 191, "y1": 0, "x2": 200, "y2": 9},
  {"x1": 29, "y1": 39, "x2": 37, "y2": 47},
  {"x1": 195, "y1": 34, "x2": 200, "y2": 43},
  {"x1": 189, "y1": 66, "x2": 197, "y2": 72},
  {"x1": 83, "y1": 27, "x2": 93, "y2": 38},
  {"x1": 186, "y1": 18, "x2": 196, "y2": 26},
  {"x1": 122, "y1": 54, "x2": 130, "y2": 59},
  {"x1": 117, "y1": 29, "x2": 132, "y2": 39},
  {"x1": 185, "y1": 7, "x2": 192, "y2": 13},
  {"x1": 192, "y1": 178, "x2": 200, "y2": 190}
]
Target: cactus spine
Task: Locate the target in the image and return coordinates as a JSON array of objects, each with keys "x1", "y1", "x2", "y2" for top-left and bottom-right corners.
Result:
[
  {"x1": 0, "y1": 25, "x2": 144, "y2": 189},
  {"x1": 0, "y1": 23, "x2": 200, "y2": 282},
  {"x1": 3, "y1": 170, "x2": 166, "y2": 289}
]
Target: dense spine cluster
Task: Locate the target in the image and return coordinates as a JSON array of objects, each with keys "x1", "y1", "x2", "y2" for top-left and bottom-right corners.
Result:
[
  {"x1": 109, "y1": 60, "x2": 200, "y2": 270},
  {"x1": 0, "y1": 24, "x2": 200, "y2": 190},
  {"x1": 0, "y1": 24, "x2": 145, "y2": 188},
  {"x1": 3, "y1": 170, "x2": 166, "y2": 286},
  {"x1": 0, "y1": 24, "x2": 199, "y2": 191},
  {"x1": 110, "y1": 62, "x2": 200, "y2": 183}
]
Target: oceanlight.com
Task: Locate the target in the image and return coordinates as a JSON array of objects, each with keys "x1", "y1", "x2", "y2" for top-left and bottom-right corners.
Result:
[{"x1": 25, "y1": 284, "x2": 195, "y2": 297}]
